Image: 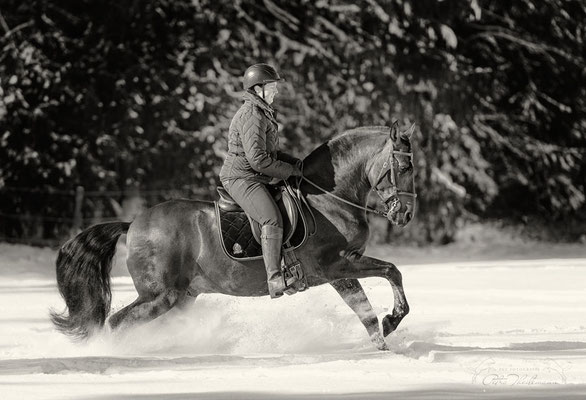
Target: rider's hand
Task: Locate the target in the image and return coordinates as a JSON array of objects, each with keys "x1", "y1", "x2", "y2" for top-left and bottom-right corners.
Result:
[{"x1": 290, "y1": 166, "x2": 303, "y2": 177}]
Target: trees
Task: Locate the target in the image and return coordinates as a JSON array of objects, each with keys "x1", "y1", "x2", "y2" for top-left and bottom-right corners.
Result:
[
  {"x1": 460, "y1": 1, "x2": 585, "y2": 220},
  {"x1": 1, "y1": 1, "x2": 228, "y2": 240},
  {"x1": 1, "y1": 0, "x2": 583, "y2": 244}
]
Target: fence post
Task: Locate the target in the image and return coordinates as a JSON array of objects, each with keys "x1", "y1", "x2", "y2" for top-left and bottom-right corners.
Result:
[{"x1": 71, "y1": 186, "x2": 84, "y2": 236}]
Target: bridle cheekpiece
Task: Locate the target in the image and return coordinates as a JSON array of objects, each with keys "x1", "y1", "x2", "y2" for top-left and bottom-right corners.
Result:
[{"x1": 371, "y1": 139, "x2": 417, "y2": 222}]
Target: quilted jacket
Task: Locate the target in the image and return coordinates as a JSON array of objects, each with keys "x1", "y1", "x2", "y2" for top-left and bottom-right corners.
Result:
[{"x1": 219, "y1": 90, "x2": 299, "y2": 184}]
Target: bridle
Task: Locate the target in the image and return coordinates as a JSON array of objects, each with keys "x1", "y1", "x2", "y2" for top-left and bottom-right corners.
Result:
[
  {"x1": 299, "y1": 139, "x2": 417, "y2": 222},
  {"x1": 371, "y1": 141, "x2": 417, "y2": 221}
]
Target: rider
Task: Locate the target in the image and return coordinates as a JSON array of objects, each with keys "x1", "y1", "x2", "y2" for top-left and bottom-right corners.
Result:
[{"x1": 219, "y1": 63, "x2": 302, "y2": 298}]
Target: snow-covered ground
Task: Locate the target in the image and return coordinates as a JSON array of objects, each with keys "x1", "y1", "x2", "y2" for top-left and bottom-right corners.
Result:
[{"x1": 1, "y1": 240, "x2": 586, "y2": 399}]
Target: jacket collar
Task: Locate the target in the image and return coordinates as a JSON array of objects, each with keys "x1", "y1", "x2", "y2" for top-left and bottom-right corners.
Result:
[{"x1": 243, "y1": 90, "x2": 276, "y2": 120}]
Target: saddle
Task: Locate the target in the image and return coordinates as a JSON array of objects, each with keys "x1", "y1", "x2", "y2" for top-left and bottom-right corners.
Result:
[
  {"x1": 214, "y1": 183, "x2": 316, "y2": 294},
  {"x1": 215, "y1": 183, "x2": 313, "y2": 294},
  {"x1": 217, "y1": 185, "x2": 298, "y2": 246},
  {"x1": 215, "y1": 184, "x2": 307, "y2": 259}
]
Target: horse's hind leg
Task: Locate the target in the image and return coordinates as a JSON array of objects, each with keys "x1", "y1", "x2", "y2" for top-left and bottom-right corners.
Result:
[
  {"x1": 330, "y1": 279, "x2": 388, "y2": 351},
  {"x1": 108, "y1": 289, "x2": 186, "y2": 331},
  {"x1": 175, "y1": 293, "x2": 198, "y2": 311}
]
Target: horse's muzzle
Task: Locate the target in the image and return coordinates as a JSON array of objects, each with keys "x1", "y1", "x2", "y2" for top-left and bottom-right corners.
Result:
[{"x1": 386, "y1": 201, "x2": 414, "y2": 227}]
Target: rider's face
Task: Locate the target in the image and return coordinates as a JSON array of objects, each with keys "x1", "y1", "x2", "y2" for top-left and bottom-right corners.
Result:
[{"x1": 258, "y1": 82, "x2": 278, "y2": 104}]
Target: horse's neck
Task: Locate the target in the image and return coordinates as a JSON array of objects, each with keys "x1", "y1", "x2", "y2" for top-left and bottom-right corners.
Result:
[{"x1": 302, "y1": 133, "x2": 384, "y2": 208}]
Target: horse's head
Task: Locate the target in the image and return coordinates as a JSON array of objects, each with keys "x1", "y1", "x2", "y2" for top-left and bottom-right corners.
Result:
[{"x1": 369, "y1": 121, "x2": 417, "y2": 227}]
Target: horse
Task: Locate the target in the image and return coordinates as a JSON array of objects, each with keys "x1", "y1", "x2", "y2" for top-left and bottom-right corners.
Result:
[{"x1": 50, "y1": 122, "x2": 416, "y2": 351}]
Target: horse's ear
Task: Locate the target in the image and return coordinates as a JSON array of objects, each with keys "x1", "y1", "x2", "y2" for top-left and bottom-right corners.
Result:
[
  {"x1": 389, "y1": 121, "x2": 399, "y2": 142},
  {"x1": 400, "y1": 123, "x2": 415, "y2": 140}
]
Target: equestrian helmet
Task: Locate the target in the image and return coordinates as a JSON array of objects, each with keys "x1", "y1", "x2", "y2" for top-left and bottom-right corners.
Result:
[{"x1": 243, "y1": 63, "x2": 282, "y2": 90}]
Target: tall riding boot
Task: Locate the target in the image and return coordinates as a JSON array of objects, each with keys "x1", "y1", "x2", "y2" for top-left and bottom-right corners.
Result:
[{"x1": 261, "y1": 225, "x2": 286, "y2": 299}]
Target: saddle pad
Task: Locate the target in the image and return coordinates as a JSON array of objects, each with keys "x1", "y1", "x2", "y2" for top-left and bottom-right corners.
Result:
[
  {"x1": 218, "y1": 207, "x2": 263, "y2": 258},
  {"x1": 216, "y1": 202, "x2": 308, "y2": 261}
]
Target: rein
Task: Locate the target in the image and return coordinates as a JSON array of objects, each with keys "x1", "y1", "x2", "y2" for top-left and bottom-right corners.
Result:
[{"x1": 301, "y1": 176, "x2": 388, "y2": 217}]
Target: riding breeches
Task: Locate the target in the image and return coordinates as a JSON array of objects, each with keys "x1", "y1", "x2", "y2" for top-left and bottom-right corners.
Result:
[{"x1": 221, "y1": 178, "x2": 283, "y2": 228}]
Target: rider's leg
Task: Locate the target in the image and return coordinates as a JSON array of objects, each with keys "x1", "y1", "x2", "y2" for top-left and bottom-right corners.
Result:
[
  {"x1": 260, "y1": 224, "x2": 286, "y2": 298},
  {"x1": 223, "y1": 179, "x2": 286, "y2": 298}
]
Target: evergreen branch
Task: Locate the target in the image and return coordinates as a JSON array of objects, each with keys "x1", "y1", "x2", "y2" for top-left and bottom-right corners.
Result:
[
  {"x1": 262, "y1": 0, "x2": 300, "y2": 29},
  {"x1": 473, "y1": 117, "x2": 584, "y2": 158},
  {"x1": 329, "y1": 4, "x2": 360, "y2": 13},
  {"x1": 365, "y1": 0, "x2": 390, "y2": 23},
  {"x1": 316, "y1": 16, "x2": 350, "y2": 43},
  {"x1": 536, "y1": 90, "x2": 572, "y2": 113},
  {"x1": 236, "y1": 3, "x2": 318, "y2": 57},
  {"x1": 0, "y1": 10, "x2": 10, "y2": 34},
  {"x1": 470, "y1": 29, "x2": 580, "y2": 65},
  {"x1": 471, "y1": 119, "x2": 530, "y2": 161},
  {"x1": 431, "y1": 167, "x2": 467, "y2": 198},
  {"x1": 1, "y1": 20, "x2": 33, "y2": 41}
]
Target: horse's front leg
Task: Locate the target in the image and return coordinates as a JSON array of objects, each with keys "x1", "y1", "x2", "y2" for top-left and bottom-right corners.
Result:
[
  {"x1": 330, "y1": 278, "x2": 388, "y2": 351},
  {"x1": 328, "y1": 254, "x2": 410, "y2": 337}
]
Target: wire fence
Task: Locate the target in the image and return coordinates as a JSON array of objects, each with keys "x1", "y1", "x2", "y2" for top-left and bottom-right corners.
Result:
[{"x1": 0, "y1": 185, "x2": 214, "y2": 247}]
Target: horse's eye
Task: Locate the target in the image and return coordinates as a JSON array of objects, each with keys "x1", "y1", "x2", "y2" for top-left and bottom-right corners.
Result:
[{"x1": 399, "y1": 165, "x2": 411, "y2": 174}]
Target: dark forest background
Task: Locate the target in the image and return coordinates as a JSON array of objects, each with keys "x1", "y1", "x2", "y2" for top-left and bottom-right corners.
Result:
[{"x1": 1, "y1": 0, "x2": 584, "y2": 246}]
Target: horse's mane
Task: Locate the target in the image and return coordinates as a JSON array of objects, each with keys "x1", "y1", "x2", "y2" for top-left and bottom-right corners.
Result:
[
  {"x1": 301, "y1": 125, "x2": 391, "y2": 187},
  {"x1": 303, "y1": 125, "x2": 390, "y2": 163},
  {"x1": 332, "y1": 125, "x2": 390, "y2": 139},
  {"x1": 326, "y1": 125, "x2": 390, "y2": 159}
]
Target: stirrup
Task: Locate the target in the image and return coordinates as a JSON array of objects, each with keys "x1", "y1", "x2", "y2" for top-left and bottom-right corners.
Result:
[
  {"x1": 283, "y1": 275, "x2": 299, "y2": 296},
  {"x1": 281, "y1": 256, "x2": 307, "y2": 295},
  {"x1": 268, "y1": 273, "x2": 298, "y2": 297}
]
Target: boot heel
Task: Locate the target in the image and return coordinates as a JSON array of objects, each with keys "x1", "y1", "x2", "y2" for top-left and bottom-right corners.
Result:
[{"x1": 268, "y1": 278, "x2": 285, "y2": 298}]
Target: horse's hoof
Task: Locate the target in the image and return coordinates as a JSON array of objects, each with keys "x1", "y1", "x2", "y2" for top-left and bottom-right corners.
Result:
[
  {"x1": 369, "y1": 333, "x2": 388, "y2": 351},
  {"x1": 382, "y1": 314, "x2": 400, "y2": 337}
]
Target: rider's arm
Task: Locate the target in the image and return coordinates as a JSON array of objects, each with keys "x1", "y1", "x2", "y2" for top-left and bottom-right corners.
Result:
[
  {"x1": 276, "y1": 151, "x2": 301, "y2": 166},
  {"x1": 241, "y1": 107, "x2": 299, "y2": 179}
]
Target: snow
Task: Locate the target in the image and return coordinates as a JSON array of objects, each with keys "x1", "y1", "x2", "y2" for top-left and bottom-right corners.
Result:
[{"x1": 1, "y1": 240, "x2": 586, "y2": 399}]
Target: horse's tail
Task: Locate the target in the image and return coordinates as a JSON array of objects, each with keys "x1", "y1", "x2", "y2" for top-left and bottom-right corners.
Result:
[{"x1": 50, "y1": 222, "x2": 130, "y2": 340}]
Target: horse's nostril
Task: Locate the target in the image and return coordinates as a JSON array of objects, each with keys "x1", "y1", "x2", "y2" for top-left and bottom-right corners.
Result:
[{"x1": 404, "y1": 212, "x2": 412, "y2": 223}]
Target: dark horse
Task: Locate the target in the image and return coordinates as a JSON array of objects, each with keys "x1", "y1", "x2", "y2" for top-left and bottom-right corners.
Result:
[{"x1": 51, "y1": 123, "x2": 416, "y2": 351}]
